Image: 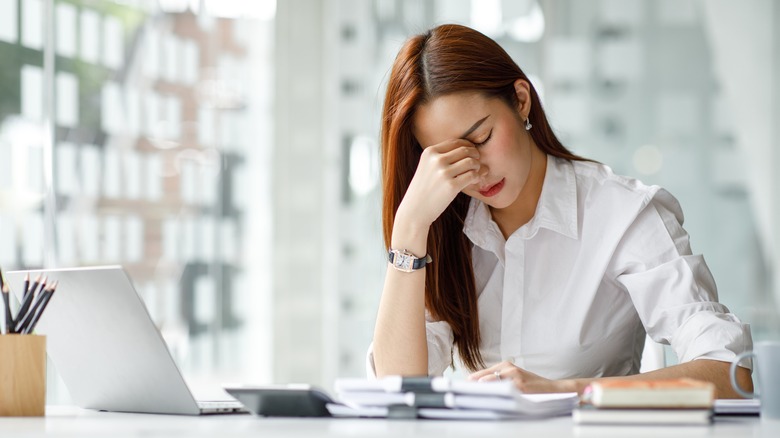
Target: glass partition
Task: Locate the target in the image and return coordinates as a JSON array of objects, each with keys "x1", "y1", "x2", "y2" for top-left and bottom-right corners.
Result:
[{"x1": 0, "y1": 0, "x2": 274, "y2": 400}]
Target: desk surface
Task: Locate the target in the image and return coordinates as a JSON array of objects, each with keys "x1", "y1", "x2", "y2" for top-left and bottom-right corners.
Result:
[{"x1": 0, "y1": 407, "x2": 777, "y2": 437}]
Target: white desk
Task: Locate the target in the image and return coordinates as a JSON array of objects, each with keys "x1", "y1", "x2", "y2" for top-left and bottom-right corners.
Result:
[{"x1": 0, "y1": 407, "x2": 777, "y2": 437}]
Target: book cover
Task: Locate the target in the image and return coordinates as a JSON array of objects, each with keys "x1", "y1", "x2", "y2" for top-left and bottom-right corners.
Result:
[{"x1": 585, "y1": 378, "x2": 715, "y2": 408}]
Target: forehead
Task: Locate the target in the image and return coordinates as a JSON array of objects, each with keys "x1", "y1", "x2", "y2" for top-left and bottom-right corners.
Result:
[{"x1": 412, "y1": 92, "x2": 500, "y2": 147}]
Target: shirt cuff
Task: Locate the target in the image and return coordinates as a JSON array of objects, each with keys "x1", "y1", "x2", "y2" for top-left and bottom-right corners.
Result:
[{"x1": 672, "y1": 310, "x2": 753, "y2": 370}]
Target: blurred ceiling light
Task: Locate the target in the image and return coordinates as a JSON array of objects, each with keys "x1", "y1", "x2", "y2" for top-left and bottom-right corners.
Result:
[
  {"x1": 0, "y1": 116, "x2": 46, "y2": 146},
  {"x1": 201, "y1": 0, "x2": 276, "y2": 20},
  {"x1": 159, "y1": 0, "x2": 276, "y2": 19},
  {"x1": 472, "y1": 0, "x2": 545, "y2": 42},
  {"x1": 0, "y1": 117, "x2": 47, "y2": 210},
  {"x1": 471, "y1": 0, "x2": 503, "y2": 38},
  {"x1": 633, "y1": 144, "x2": 664, "y2": 175},
  {"x1": 349, "y1": 136, "x2": 379, "y2": 197},
  {"x1": 0, "y1": 188, "x2": 44, "y2": 212},
  {"x1": 506, "y1": 1, "x2": 545, "y2": 42}
]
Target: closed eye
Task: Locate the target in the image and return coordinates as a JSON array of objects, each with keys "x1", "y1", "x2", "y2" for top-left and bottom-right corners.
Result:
[{"x1": 473, "y1": 130, "x2": 493, "y2": 147}]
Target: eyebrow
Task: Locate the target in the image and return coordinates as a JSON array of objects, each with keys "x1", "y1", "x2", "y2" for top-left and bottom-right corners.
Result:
[{"x1": 460, "y1": 116, "x2": 490, "y2": 139}]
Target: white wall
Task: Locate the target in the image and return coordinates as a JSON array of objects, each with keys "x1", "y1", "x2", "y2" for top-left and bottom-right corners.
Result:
[{"x1": 700, "y1": 0, "x2": 780, "y2": 332}]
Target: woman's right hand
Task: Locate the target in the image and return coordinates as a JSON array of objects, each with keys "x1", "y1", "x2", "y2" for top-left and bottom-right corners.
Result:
[{"x1": 395, "y1": 140, "x2": 485, "y2": 230}]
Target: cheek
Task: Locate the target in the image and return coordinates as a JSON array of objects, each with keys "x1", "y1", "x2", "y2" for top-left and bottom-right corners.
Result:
[
  {"x1": 482, "y1": 132, "x2": 516, "y2": 168},
  {"x1": 485, "y1": 132, "x2": 532, "y2": 181}
]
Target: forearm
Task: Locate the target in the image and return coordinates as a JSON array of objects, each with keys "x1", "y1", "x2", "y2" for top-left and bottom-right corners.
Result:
[
  {"x1": 565, "y1": 359, "x2": 753, "y2": 398},
  {"x1": 372, "y1": 219, "x2": 430, "y2": 377}
]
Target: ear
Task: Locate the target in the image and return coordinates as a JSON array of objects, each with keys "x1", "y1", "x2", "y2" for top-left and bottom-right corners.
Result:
[{"x1": 513, "y1": 79, "x2": 532, "y2": 120}]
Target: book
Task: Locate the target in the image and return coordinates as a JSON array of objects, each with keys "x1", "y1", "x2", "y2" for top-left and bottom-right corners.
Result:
[
  {"x1": 584, "y1": 378, "x2": 715, "y2": 408},
  {"x1": 573, "y1": 405, "x2": 713, "y2": 425}
]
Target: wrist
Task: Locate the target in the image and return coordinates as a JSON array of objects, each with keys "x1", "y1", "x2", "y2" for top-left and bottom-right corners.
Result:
[
  {"x1": 391, "y1": 215, "x2": 430, "y2": 257},
  {"x1": 394, "y1": 203, "x2": 433, "y2": 233},
  {"x1": 564, "y1": 378, "x2": 592, "y2": 395}
]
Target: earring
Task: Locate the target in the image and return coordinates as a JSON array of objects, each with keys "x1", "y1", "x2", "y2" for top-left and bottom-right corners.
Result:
[{"x1": 524, "y1": 117, "x2": 532, "y2": 131}]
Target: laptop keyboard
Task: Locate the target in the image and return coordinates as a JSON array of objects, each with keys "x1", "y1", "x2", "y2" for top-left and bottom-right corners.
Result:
[{"x1": 197, "y1": 400, "x2": 245, "y2": 412}]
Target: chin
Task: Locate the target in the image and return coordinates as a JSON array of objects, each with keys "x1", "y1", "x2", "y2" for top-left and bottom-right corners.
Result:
[
  {"x1": 484, "y1": 199, "x2": 512, "y2": 210},
  {"x1": 466, "y1": 187, "x2": 516, "y2": 209},
  {"x1": 488, "y1": 186, "x2": 523, "y2": 210},
  {"x1": 475, "y1": 194, "x2": 510, "y2": 210}
]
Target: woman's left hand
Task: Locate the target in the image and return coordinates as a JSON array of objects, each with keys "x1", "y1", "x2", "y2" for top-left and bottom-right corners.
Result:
[{"x1": 467, "y1": 361, "x2": 577, "y2": 393}]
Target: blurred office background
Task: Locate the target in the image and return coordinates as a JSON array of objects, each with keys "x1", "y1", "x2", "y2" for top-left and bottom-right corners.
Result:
[{"x1": 0, "y1": 0, "x2": 778, "y2": 400}]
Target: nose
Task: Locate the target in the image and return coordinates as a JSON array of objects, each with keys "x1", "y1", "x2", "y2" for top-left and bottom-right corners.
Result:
[{"x1": 471, "y1": 165, "x2": 490, "y2": 189}]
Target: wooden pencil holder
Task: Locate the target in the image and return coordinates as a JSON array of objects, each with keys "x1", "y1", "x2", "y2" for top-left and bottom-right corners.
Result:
[{"x1": 0, "y1": 335, "x2": 46, "y2": 417}]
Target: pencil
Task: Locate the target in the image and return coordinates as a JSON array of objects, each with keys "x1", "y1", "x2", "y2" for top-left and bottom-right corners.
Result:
[
  {"x1": 15, "y1": 275, "x2": 46, "y2": 333},
  {"x1": 1, "y1": 267, "x2": 11, "y2": 334},
  {"x1": 17, "y1": 283, "x2": 49, "y2": 334},
  {"x1": 17, "y1": 274, "x2": 41, "y2": 321},
  {"x1": 23, "y1": 281, "x2": 57, "y2": 335},
  {"x1": 2, "y1": 283, "x2": 12, "y2": 335},
  {"x1": 22, "y1": 272, "x2": 30, "y2": 301}
]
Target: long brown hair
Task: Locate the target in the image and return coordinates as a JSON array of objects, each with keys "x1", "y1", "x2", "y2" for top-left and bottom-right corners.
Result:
[{"x1": 381, "y1": 24, "x2": 588, "y2": 371}]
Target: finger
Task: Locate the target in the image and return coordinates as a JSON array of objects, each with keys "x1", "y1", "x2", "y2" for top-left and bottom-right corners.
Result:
[
  {"x1": 439, "y1": 145, "x2": 480, "y2": 164},
  {"x1": 478, "y1": 371, "x2": 503, "y2": 383},
  {"x1": 426, "y1": 139, "x2": 477, "y2": 156},
  {"x1": 479, "y1": 366, "x2": 523, "y2": 383},
  {"x1": 423, "y1": 146, "x2": 478, "y2": 171},
  {"x1": 454, "y1": 164, "x2": 489, "y2": 186},
  {"x1": 444, "y1": 157, "x2": 481, "y2": 178},
  {"x1": 467, "y1": 362, "x2": 504, "y2": 381},
  {"x1": 452, "y1": 168, "x2": 484, "y2": 191}
]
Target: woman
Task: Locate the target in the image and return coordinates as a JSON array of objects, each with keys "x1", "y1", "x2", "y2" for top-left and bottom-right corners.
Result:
[{"x1": 369, "y1": 24, "x2": 753, "y2": 398}]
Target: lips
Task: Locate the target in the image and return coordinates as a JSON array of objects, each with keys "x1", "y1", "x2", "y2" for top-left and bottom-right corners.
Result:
[{"x1": 478, "y1": 178, "x2": 505, "y2": 197}]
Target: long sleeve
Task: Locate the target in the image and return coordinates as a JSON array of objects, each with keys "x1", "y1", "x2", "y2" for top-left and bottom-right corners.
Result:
[{"x1": 612, "y1": 189, "x2": 753, "y2": 366}]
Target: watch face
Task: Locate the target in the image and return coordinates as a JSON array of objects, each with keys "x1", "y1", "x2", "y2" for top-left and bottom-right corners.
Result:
[{"x1": 395, "y1": 253, "x2": 413, "y2": 271}]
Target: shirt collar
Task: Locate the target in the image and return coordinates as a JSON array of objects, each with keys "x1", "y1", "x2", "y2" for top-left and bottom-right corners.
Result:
[
  {"x1": 531, "y1": 155, "x2": 579, "y2": 240},
  {"x1": 463, "y1": 195, "x2": 504, "y2": 250},
  {"x1": 463, "y1": 155, "x2": 579, "y2": 246}
]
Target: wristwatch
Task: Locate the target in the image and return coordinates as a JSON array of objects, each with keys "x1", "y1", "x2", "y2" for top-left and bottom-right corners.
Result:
[{"x1": 388, "y1": 249, "x2": 432, "y2": 272}]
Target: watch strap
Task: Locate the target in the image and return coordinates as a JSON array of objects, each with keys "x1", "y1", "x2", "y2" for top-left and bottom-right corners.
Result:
[
  {"x1": 412, "y1": 253, "x2": 432, "y2": 269},
  {"x1": 388, "y1": 249, "x2": 432, "y2": 271}
]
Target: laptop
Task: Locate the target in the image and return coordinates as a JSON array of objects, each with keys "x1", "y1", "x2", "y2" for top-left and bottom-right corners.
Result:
[{"x1": 6, "y1": 266, "x2": 245, "y2": 415}]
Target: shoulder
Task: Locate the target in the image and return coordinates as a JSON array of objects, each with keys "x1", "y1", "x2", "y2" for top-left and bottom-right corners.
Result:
[
  {"x1": 570, "y1": 159, "x2": 653, "y2": 197},
  {"x1": 561, "y1": 158, "x2": 684, "y2": 226}
]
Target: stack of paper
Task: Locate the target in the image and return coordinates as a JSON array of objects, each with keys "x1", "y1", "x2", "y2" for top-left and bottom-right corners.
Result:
[
  {"x1": 327, "y1": 376, "x2": 578, "y2": 420},
  {"x1": 574, "y1": 378, "x2": 715, "y2": 425}
]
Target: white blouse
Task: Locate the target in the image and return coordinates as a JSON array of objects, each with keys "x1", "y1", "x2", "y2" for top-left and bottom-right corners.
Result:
[{"x1": 368, "y1": 156, "x2": 752, "y2": 378}]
